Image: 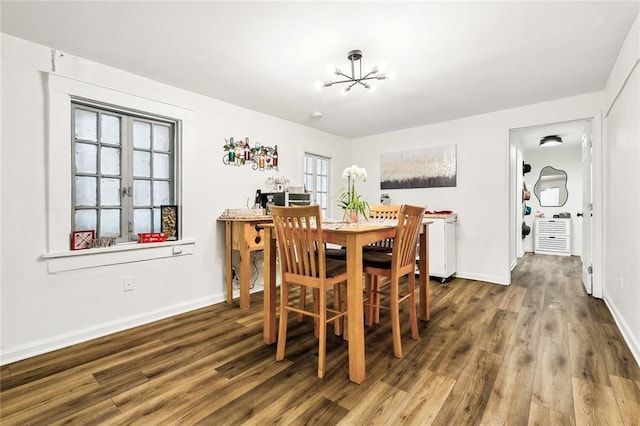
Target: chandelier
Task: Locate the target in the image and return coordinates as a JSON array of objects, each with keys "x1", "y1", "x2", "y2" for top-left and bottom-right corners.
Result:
[{"x1": 315, "y1": 50, "x2": 395, "y2": 95}]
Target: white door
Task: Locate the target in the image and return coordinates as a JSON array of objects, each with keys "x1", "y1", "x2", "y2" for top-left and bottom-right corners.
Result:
[{"x1": 581, "y1": 122, "x2": 593, "y2": 294}]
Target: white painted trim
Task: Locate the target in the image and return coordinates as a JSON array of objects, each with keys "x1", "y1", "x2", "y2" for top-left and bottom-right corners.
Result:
[
  {"x1": 43, "y1": 239, "x2": 196, "y2": 273},
  {"x1": 590, "y1": 112, "x2": 604, "y2": 299},
  {"x1": 455, "y1": 271, "x2": 510, "y2": 286},
  {"x1": 0, "y1": 294, "x2": 222, "y2": 365},
  {"x1": 604, "y1": 294, "x2": 640, "y2": 369}
]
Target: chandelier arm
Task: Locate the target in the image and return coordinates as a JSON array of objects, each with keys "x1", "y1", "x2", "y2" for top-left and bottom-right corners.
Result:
[
  {"x1": 360, "y1": 70, "x2": 377, "y2": 80},
  {"x1": 334, "y1": 71, "x2": 353, "y2": 80},
  {"x1": 329, "y1": 78, "x2": 362, "y2": 85}
]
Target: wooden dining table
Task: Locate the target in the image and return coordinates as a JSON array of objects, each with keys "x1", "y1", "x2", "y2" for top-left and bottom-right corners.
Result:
[{"x1": 261, "y1": 219, "x2": 431, "y2": 384}]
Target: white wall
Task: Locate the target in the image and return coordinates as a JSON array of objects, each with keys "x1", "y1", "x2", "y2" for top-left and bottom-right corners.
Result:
[
  {"x1": 351, "y1": 93, "x2": 602, "y2": 286},
  {"x1": 522, "y1": 146, "x2": 583, "y2": 255},
  {"x1": 602, "y1": 14, "x2": 640, "y2": 365},
  {"x1": 0, "y1": 34, "x2": 351, "y2": 364}
]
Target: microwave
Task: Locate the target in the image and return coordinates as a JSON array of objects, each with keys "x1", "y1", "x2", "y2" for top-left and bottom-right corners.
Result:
[{"x1": 258, "y1": 192, "x2": 311, "y2": 209}]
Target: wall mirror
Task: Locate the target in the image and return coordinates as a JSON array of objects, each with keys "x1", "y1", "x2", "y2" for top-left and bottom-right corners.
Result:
[{"x1": 533, "y1": 166, "x2": 568, "y2": 207}]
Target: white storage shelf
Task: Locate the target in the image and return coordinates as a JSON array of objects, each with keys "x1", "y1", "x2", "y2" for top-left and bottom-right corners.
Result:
[{"x1": 535, "y1": 218, "x2": 571, "y2": 256}]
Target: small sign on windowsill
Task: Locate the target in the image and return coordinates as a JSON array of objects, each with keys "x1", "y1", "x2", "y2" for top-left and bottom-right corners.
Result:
[
  {"x1": 71, "y1": 230, "x2": 95, "y2": 250},
  {"x1": 138, "y1": 233, "x2": 169, "y2": 243}
]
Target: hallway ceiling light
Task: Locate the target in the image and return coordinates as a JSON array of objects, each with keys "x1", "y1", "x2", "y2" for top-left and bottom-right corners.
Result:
[
  {"x1": 539, "y1": 135, "x2": 563, "y2": 147},
  {"x1": 314, "y1": 50, "x2": 395, "y2": 95}
]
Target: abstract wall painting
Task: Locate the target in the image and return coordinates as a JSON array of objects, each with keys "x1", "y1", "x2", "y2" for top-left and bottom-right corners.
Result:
[{"x1": 380, "y1": 145, "x2": 457, "y2": 189}]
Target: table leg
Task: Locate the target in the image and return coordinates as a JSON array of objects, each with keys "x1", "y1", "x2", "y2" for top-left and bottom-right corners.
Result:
[
  {"x1": 225, "y1": 221, "x2": 233, "y2": 305},
  {"x1": 239, "y1": 245, "x2": 251, "y2": 310},
  {"x1": 346, "y1": 234, "x2": 365, "y2": 384},
  {"x1": 419, "y1": 224, "x2": 430, "y2": 321},
  {"x1": 263, "y1": 227, "x2": 277, "y2": 344}
]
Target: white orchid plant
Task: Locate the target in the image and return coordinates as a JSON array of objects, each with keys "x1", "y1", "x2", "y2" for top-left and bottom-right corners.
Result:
[{"x1": 338, "y1": 165, "x2": 370, "y2": 218}]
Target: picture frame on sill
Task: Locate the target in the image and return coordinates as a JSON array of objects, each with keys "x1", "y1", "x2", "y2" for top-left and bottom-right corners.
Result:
[
  {"x1": 71, "y1": 230, "x2": 95, "y2": 250},
  {"x1": 161, "y1": 205, "x2": 179, "y2": 241}
]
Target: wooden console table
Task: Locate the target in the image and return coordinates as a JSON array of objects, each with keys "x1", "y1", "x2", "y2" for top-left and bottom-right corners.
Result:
[{"x1": 217, "y1": 214, "x2": 273, "y2": 310}]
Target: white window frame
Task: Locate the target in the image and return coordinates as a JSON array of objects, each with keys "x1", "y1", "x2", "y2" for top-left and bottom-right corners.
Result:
[
  {"x1": 304, "y1": 152, "x2": 331, "y2": 218},
  {"x1": 43, "y1": 73, "x2": 194, "y2": 273}
]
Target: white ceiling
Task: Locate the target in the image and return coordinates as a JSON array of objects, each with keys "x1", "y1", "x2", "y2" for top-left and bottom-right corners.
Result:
[
  {"x1": 2, "y1": 1, "x2": 639, "y2": 139},
  {"x1": 511, "y1": 118, "x2": 590, "y2": 153}
]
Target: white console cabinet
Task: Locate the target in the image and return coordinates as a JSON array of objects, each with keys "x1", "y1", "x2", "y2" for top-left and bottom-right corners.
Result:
[
  {"x1": 535, "y1": 218, "x2": 571, "y2": 256},
  {"x1": 425, "y1": 213, "x2": 457, "y2": 282}
]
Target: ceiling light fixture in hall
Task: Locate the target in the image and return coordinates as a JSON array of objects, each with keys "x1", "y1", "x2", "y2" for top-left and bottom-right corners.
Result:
[
  {"x1": 539, "y1": 135, "x2": 563, "y2": 147},
  {"x1": 314, "y1": 50, "x2": 396, "y2": 95}
]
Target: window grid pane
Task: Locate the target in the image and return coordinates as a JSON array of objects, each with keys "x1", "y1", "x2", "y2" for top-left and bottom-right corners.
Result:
[
  {"x1": 75, "y1": 143, "x2": 97, "y2": 174},
  {"x1": 75, "y1": 109, "x2": 97, "y2": 141},
  {"x1": 101, "y1": 114, "x2": 121, "y2": 145}
]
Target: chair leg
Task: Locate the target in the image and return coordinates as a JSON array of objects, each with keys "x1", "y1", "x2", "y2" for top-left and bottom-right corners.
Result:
[
  {"x1": 297, "y1": 285, "x2": 306, "y2": 322},
  {"x1": 313, "y1": 288, "x2": 320, "y2": 338},
  {"x1": 333, "y1": 284, "x2": 343, "y2": 336},
  {"x1": 365, "y1": 274, "x2": 374, "y2": 327},
  {"x1": 373, "y1": 275, "x2": 381, "y2": 324},
  {"x1": 389, "y1": 276, "x2": 403, "y2": 358},
  {"x1": 276, "y1": 282, "x2": 289, "y2": 361},
  {"x1": 407, "y1": 272, "x2": 419, "y2": 340},
  {"x1": 317, "y1": 288, "x2": 327, "y2": 379}
]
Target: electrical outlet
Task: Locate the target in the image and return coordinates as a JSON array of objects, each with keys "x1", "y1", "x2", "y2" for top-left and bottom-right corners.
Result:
[
  {"x1": 618, "y1": 277, "x2": 623, "y2": 292},
  {"x1": 124, "y1": 276, "x2": 134, "y2": 292}
]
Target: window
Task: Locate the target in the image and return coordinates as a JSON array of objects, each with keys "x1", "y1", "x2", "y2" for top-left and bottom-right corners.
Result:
[
  {"x1": 304, "y1": 153, "x2": 330, "y2": 217},
  {"x1": 72, "y1": 102, "x2": 176, "y2": 242}
]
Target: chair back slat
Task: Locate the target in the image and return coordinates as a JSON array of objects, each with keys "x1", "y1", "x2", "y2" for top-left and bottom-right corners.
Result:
[
  {"x1": 369, "y1": 204, "x2": 401, "y2": 220},
  {"x1": 271, "y1": 205, "x2": 324, "y2": 280},
  {"x1": 369, "y1": 205, "x2": 401, "y2": 248},
  {"x1": 391, "y1": 205, "x2": 425, "y2": 272}
]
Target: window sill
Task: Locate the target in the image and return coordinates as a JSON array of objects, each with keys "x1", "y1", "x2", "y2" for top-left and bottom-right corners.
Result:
[{"x1": 42, "y1": 239, "x2": 196, "y2": 273}]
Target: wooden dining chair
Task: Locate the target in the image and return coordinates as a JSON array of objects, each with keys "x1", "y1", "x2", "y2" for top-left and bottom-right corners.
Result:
[
  {"x1": 362, "y1": 204, "x2": 425, "y2": 358},
  {"x1": 270, "y1": 205, "x2": 349, "y2": 378},
  {"x1": 325, "y1": 204, "x2": 401, "y2": 261},
  {"x1": 366, "y1": 204, "x2": 401, "y2": 253}
]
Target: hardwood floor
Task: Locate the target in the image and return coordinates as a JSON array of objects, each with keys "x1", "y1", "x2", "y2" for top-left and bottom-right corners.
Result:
[{"x1": 1, "y1": 253, "x2": 639, "y2": 425}]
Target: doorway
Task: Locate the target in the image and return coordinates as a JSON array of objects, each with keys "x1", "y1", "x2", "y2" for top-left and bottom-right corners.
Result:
[{"x1": 509, "y1": 118, "x2": 600, "y2": 297}]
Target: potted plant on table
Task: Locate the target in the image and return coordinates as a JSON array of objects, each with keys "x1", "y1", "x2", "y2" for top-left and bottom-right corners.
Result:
[{"x1": 338, "y1": 165, "x2": 369, "y2": 223}]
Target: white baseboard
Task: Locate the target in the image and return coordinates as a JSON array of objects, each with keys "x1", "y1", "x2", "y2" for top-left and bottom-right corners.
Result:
[
  {"x1": 454, "y1": 271, "x2": 510, "y2": 286},
  {"x1": 0, "y1": 294, "x2": 224, "y2": 365},
  {"x1": 603, "y1": 294, "x2": 640, "y2": 369}
]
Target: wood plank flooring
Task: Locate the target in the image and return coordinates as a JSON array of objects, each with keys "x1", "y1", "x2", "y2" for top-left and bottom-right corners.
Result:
[{"x1": 1, "y1": 253, "x2": 639, "y2": 425}]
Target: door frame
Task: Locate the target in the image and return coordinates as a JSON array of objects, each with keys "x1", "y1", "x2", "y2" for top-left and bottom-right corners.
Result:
[{"x1": 508, "y1": 114, "x2": 603, "y2": 298}]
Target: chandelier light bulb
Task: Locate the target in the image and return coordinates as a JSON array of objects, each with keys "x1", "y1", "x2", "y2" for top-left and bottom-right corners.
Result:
[
  {"x1": 365, "y1": 83, "x2": 376, "y2": 93},
  {"x1": 325, "y1": 64, "x2": 336, "y2": 75},
  {"x1": 387, "y1": 70, "x2": 397, "y2": 81},
  {"x1": 341, "y1": 85, "x2": 351, "y2": 96},
  {"x1": 314, "y1": 81, "x2": 323, "y2": 91}
]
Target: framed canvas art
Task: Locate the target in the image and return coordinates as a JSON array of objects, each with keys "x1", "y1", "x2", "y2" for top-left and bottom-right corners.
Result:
[{"x1": 380, "y1": 145, "x2": 457, "y2": 189}]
